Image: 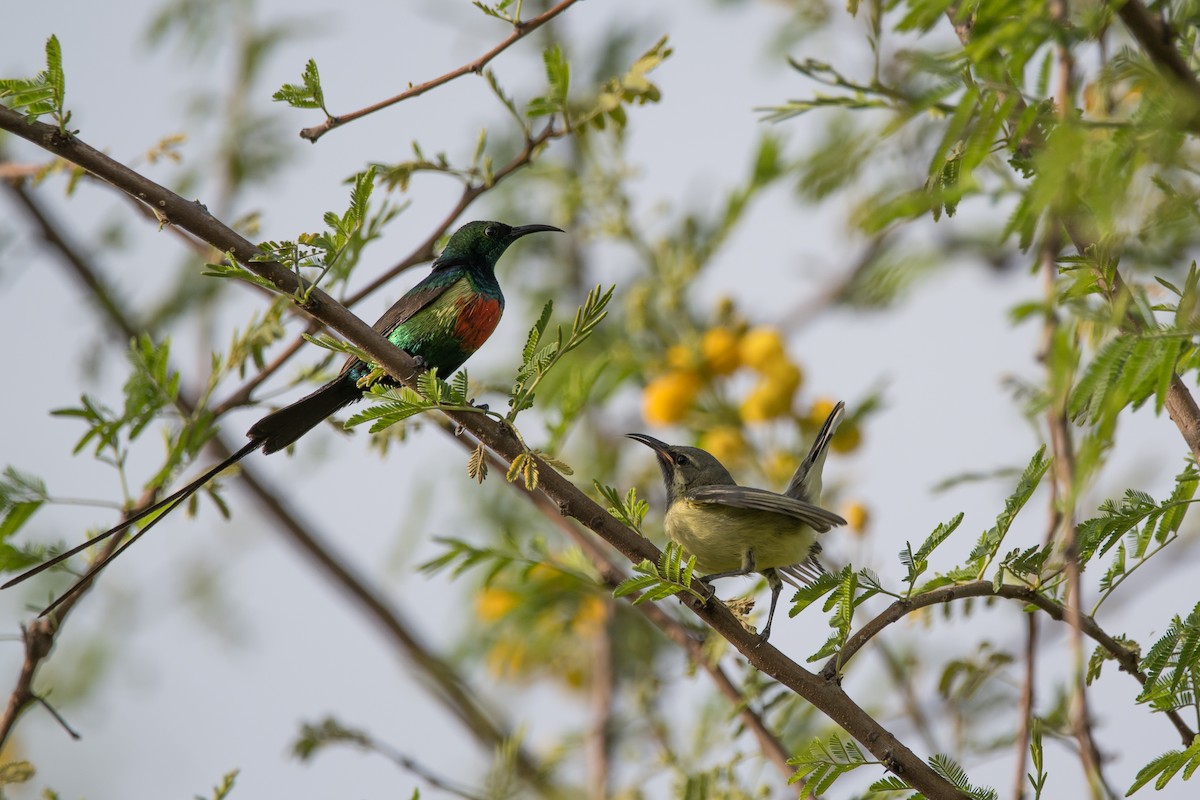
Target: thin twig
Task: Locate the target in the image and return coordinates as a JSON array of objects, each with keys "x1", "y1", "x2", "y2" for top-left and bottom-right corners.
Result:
[
  {"x1": 823, "y1": 579, "x2": 1196, "y2": 745},
  {"x1": 369, "y1": 737, "x2": 490, "y2": 800},
  {"x1": 875, "y1": 641, "x2": 941, "y2": 757},
  {"x1": 1116, "y1": 0, "x2": 1200, "y2": 103},
  {"x1": 1043, "y1": 7, "x2": 1114, "y2": 793},
  {"x1": 297, "y1": 0, "x2": 583, "y2": 142},
  {"x1": 586, "y1": 597, "x2": 614, "y2": 800},
  {"x1": 0, "y1": 503, "x2": 142, "y2": 745},
  {"x1": 1011, "y1": 615, "x2": 1038, "y2": 800}
]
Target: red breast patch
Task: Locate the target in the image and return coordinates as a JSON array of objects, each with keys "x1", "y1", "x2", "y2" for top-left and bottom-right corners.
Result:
[{"x1": 454, "y1": 296, "x2": 503, "y2": 350}]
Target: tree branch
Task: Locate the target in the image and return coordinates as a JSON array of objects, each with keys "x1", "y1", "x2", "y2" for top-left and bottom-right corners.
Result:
[
  {"x1": 1115, "y1": 0, "x2": 1200, "y2": 102},
  {"x1": 1011, "y1": 615, "x2": 1037, "y2": 800},
  {"x1": 297, "y1": 0, "x2": 583, "y2": 143},
  {"x1": 823, "y1": 579, "x2": 1196, "y2": 745}
]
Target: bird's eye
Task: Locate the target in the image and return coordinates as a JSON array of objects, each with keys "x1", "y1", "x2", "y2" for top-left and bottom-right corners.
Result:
[
  {"x1": 673, "y1": 454, "x2": 688, "y2": 467},
  {"x1": 484, "y1": 224, "x2": 502, "y2": 239}
]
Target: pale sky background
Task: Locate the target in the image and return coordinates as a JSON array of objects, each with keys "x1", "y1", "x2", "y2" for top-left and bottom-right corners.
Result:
[{"x1": 2, "y1": 1, "x2": 1198, "y2": 798}]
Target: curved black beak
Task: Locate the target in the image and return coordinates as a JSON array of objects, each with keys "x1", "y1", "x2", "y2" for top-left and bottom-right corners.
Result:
[
  {"x1": 626, "y1": 433, "x2": 672, "y2": 464},
  {"x1": 510, "y1": 223, "x2": 563, "y2": 239}
]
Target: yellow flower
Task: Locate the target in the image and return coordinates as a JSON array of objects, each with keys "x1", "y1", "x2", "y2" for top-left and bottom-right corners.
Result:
[
  {"x1": 475, "y1": 587, "x2": 519, "y2": 622},
  {"x1": 643, "y1": 371, "x2": 702, "y2": 425},
  {"x1": 831, "y1": 423, "x2": 862, "y2": 454},
  {"x1": 806, "y1": 397, "x2": 837, "y2": 427},
  {"x1": 764, "y1": 450, "x2": 800, "y2": 486},
  {"x1": 762, "y1": 360, "x2": 803, "y2": 393},
  {"x1": 665, "y1": 344, "x2": 695, "y2": 371},
  {"x1": 739, "y1": 327, "x2": 787, "y2": 371},
  {"x1": 572, "y1": 596, "x2": 607, "y2": 636},
  {"x1": 739, "y1": 381, "x2": 791, "y2": 422},
  {"x1": 700, "y1": 426, "x2": 746, "y2": 464},
  {"x1": 842, "y1": 501, "x2": 869, "y2": 534},
  {"x1": 739, "y1": 361, "x2": 802, "y2": 424},
  {"x1": 701, "y1": 327, "x2": 741, "y2": 375},
  {"x1": 486, "y1": 640, "x2": 528, "y2": 678}
]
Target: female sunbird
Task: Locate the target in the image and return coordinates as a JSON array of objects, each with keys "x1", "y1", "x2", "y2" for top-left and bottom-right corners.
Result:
[
  {"x1": 7, "y1": 220, "x2": 561, "y2": 615},
  {"x1": 627, "y1": 401, "x2": 846, "y2": 640}
]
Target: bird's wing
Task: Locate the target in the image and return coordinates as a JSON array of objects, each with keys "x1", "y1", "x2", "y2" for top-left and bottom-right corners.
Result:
[
  {"x1": 335, "y1": 272, "x2": 461, "y2": 377},
  {"x1": 687, "y1": 485, "x2": 846, "y2": 532},
  {"x1": 371, "y1": 271, "x2": 460, "y2": 335}
]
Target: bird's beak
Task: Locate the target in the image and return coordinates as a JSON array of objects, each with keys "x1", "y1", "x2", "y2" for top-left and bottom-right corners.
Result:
[
  {"x1": 626, "y1": 433, "x2": 672, "y2": 464},
  {"x1": 509, "y1": 223, "x2": 563, "y2": 239}
]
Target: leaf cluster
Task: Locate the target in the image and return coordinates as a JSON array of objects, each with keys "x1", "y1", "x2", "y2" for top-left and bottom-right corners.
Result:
[
  {"x1": 613, "y1": 541, "x2": 706, "y2": 605},
  {"x1": 0, "y1": 35, "x2": 69, "y2": 131}
]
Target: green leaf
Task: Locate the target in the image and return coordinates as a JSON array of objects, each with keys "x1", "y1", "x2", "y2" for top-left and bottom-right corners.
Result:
[
  {"x1": 788, "y1": 571, "x2": 839, "y2": 617},
  {"x1": 788, "y1": 734, "x2": 873, "y2": 793},
  {"x1": 273, "y1": 58, "x2": 327, "y2": 113},
  {"x1": 928, "y1": 753, "x2": 997, "y2": 800},
  {"x1": 970, "y1": 447, "x2": 1049, "y2": 574},
  {"x1": 1128, "y1": 736, "x2": 1200, "y2": 794},
  {"x1": 0, "y1": 35, "x2": 69, "y2": 129}
]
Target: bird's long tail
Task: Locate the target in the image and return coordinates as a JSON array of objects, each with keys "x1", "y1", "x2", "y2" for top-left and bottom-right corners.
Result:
[
  {"x1": 3, "y1": 438, "x2": 264, "y2": 617},
  {"x1": 5, "y1": 375, "x2": 363, "y2": 617},
  {"x1": 248, "y1": 374, "x2": 362, "y2": 454},
  {"x1": 784, "y1": 401, "x2": 846, "y2": 502}
]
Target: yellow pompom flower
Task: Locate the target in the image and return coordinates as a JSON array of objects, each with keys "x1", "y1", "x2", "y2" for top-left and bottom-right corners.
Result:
[
  {"x1": 740, "y1": 381, "x2": 790, "y2": 422},
  {"x1": 643, "y1": 371, "x2": 702, "y2": 425},
  {"x1": 571, "y1": 596, "x2": 608, "y2": 636},
  {"x1": 700, "y1": 426, "x2": 746, "y2": 464},
  {"x1": 739, "y1": 327, "x2": 787, "y2": 371},
  {"x1": 665, "y1": 344, "x2": 695, "y2": 371},
  {"x1": 475, "y1": 587, "x2": 520, "y2": 622},
  {"x1": 842, "y1": 501, "x2": 870, "y2": 534},
  {"x1": 486, "y1": 640, "x2": 528, "y2": 678},
  {"x1": 762, "y1": 360, "x2": 803, "y2": 393},
  {"x1": 701, "y1": 327, "x2": 741, "y2": 375},
  {"x1": 806, "y1": 397, "x2": 837, "y2": 427},
  {"x1": 739, "y1": 361, "x2": 802, "y2": 424},
  {"x1": 831, "y1": 423, "x2": 862, "y2": 454},
  {"x1": 764, "y1": 450, "x2": 800, "y2": 486}
]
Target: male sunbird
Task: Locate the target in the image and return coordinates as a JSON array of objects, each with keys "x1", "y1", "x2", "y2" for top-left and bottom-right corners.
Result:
[
  {"x1": 7, "y1": 220, "x2": 561, "y2": 615},
  {"x1": 627, "y1": 401, "x2": 846, "y2": 640}
]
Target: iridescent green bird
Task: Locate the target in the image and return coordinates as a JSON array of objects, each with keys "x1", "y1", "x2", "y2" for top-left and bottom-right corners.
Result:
[
  {"x1": 7, "y1": 220, "x2": 561, "y2": 615},
  {"x1": 628, "y1": 401, "x2": 846, "y2": 641}
]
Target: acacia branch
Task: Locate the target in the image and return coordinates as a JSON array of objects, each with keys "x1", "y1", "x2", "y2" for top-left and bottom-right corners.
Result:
[
  {"x1": 1115, "y1": 0, "x2": 1200, "y2": 102},
  {"x1": 1040, "y1": 12, "x2": 1113, "y2": 793},
  {"x1": 297, "y1": 0, "x2": 582, "y2": 142},
  {"x1": 1011, "y1": 616, "x2": 1038, "y2": 800},
  {"x1": 823, "y1": 579, "x2": 1196, "y2": 745},
  {"x1": 0, "y1": 108, "x2": 968, "y2": 799}
]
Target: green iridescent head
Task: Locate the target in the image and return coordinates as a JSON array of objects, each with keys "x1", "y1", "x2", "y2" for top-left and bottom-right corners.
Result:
[{"x1": 433, "y1": 220, "x2": 562, "y2": 270}]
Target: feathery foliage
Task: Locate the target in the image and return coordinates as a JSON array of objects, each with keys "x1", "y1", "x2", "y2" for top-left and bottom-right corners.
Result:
[{"x1": 613, "y1": 541, "x2": 705, "y2": 605}]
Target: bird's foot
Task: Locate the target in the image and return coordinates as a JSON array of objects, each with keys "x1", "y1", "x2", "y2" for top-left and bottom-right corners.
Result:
[
  {"x1": 411, "y1": 355, "x2": 428, "y2": 370},
  {"x1": 696, "y1": 578, "x2": 717, "y2": 604},
  {"x1": 468, "y1": 399, "x2": 489, "y2": 412}
]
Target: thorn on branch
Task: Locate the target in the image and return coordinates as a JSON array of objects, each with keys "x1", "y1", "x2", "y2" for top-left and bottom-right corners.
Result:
[{"x1": 34, "y1": 694, "x2": 80, "y2": 740}]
